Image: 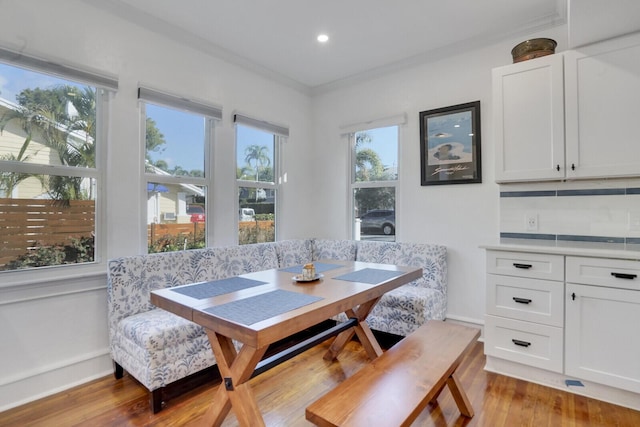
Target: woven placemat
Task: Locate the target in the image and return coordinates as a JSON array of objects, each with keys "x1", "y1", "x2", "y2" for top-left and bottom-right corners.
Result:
[
  {"x1": 204, "y1": 290, "x2": 323, "y2": 325},
  {"x1": 170, "y1": 277, "x2": 268, "y2": 299}
]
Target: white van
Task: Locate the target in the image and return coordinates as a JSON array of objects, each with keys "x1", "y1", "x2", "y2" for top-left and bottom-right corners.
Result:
[{"x1": 239, "y1": 208, "x2": 255, "y2": 221}]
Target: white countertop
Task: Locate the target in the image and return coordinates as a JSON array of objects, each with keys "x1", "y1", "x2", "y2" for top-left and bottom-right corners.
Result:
[{"x1": 481, "y1": 241, "x2": 640, "y2": 260}]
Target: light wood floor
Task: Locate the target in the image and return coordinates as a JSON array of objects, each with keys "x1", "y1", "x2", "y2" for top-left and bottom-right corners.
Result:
[{"x1": 2, "y1": 340, "x2": 640, "y2": 427}]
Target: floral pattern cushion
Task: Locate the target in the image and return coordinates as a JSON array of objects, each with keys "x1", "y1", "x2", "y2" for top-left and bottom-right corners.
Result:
[
  {"x1": 274, "y1": 239, "x2": 313, "y2": 267},
  {"x1": 113, "y1": 309, "x2": 216, "y2": 389},
  {"x1": 107, "y1": 243, "x2": 279, "y2": 391},
  {"x1": 312, "y1": 239, "x2": 357, "y2": 261},
  {"x1": 351, "y1": 240, "x2": 448, "y2": 336}
]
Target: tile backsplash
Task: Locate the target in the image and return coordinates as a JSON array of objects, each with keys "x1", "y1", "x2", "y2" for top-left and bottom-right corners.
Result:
[{"x1": 499, "y1": 178, "x2": 640, "y2": 251}]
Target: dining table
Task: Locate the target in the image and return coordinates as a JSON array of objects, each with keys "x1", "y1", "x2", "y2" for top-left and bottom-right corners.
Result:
[{"x1": 150, "y1": 259, "x2": 422, "y2": 426}]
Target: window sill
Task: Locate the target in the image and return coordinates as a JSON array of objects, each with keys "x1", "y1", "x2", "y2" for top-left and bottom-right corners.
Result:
[{"x1": 0, "y1": 261, "x2": 107, "y2": 290}]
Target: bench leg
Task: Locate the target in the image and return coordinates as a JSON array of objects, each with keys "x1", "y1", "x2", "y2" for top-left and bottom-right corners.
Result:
[
  {"x1": 151, "y1": 388, "x2": 164, "y2": 413},
  {"x1": 113, "y1": 362, "x2": 124, "y2": 380},
  {"x1": 446, "y1": 372, "x2": 474, "y2": 418}
]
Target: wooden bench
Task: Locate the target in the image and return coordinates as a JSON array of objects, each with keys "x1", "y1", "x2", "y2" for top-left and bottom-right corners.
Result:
[{"x1": 306, "y1": 320, "x2": 481, "y2": 427}]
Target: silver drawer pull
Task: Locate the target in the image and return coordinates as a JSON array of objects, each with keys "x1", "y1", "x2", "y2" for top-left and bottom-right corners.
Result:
[
  {"x1": 512, "y1": 339, "x2": 531, "y2": 348},
  {"x1": 513, "y1": 263, "x2": 532, "y2": 269},
  {"x1": 513, "y1": 297, "x2": 532, "y2": 304},
  {"x1": 610, "y1": 272, "x2": 637, "y2": 280}
]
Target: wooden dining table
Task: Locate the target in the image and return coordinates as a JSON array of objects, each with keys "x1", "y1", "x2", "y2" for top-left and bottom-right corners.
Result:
[{"x1": 150, "y1": 259, "x2": 422, "y2": 426}]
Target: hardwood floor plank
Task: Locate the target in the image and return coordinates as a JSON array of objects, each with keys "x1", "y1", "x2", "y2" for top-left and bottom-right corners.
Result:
[{"x1": 1, "y1": 340, "x2": 640, "y2": 427}]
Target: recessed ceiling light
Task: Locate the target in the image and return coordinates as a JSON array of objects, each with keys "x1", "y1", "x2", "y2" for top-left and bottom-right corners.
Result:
[{"x1": 317, "y1": 34, "x2": 329, "y2": 43}]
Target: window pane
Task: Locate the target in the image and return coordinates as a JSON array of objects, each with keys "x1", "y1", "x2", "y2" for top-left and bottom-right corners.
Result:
[
  {"x1": 146, "y1": 182, "x2": 205, "y2": 253},
  {"x1": 0, "y1": 62, "x2": 101, "y2": 271},
  {"x1": 354, "y1": 187, "x2": 396, "y2": 242},
  {"x1": 145, "y1": 104, "x2": 205, "y2": 178},
  {"x1": 238, "y1": 186, "x2": 275, "y2": 245},
  {"x1": 236, "y1": 126, "x2": 275, "y2": 183},
  {"x1": 0, "y1": 176, "x2": 96, "y2": 271},
  {"x1": 354, "y1": 126, "x2": 398, "y2": 182},
  {"x1": 0, "y1": 63, "x2": 97, "y2": 169}
]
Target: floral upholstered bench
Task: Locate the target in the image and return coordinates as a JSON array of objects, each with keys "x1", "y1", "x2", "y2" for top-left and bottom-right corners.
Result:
[{"x1": 106, "y1": 238, "x2": 445, "y2": 412}]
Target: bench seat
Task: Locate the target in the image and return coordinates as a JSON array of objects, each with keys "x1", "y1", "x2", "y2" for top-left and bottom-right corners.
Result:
[{"x1": 306, "y1": 320, "x2": 480, "y2": 427}]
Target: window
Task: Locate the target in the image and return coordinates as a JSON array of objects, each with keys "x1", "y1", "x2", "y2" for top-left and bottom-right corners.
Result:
[
  {"x1": 0, "y1": 55, "x2": 113, "y2": 272},
  {"x1": 350, "y1": 124, "x2": 400, "y2": 241},
  {"x1": 139, "y1": 87, "x2": 220, "y2": 253},
  {"x1": 235, "y1": 114, "x2": 287, "y2": 245}
]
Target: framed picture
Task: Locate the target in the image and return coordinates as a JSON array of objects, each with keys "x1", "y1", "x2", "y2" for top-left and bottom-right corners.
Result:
[{"x1": 419, "y1": 101, "x2": 481, "y2": 185}]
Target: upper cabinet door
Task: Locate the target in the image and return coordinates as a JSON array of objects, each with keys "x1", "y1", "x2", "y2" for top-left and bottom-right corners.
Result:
[
  {"x1": 565, "y1": 33, "x2": 640, "y2": 179},
  {"x1": 493, "y1": 54, "x2": 565, "y2": 182}
]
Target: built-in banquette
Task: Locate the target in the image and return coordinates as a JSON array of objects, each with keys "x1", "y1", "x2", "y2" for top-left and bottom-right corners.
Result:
[{"x1": 106, "y1": 239, "x2": 447, "y2": 412}]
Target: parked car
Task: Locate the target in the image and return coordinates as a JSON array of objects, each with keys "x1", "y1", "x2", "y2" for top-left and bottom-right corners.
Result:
[
  {"x1": 187, "y1": 205, "x2": 205, "y2": 223},
  {"x1": 239, "y1": 207, "x2": 255, "y2": 222},
  {"x1": 359, "y1": 209, "x2": 395, "y2": 235}
]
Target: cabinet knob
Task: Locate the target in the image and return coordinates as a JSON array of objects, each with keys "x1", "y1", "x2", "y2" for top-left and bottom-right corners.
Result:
[
  {"x1": 513, "y1": 297, "x2": 532, "y2": 304},
  {"x1": 512, "y1": 339, "x2": 531, "y2": 348},
  {"x1": 571, "y1": 163, "x2": 576, "y2": 171},
  {"x1": 556, "y1": 165, "x2": 560, "y2": 172},
  {"x1": 571, "y1": 292, "x2": 576, "y2": 301}
]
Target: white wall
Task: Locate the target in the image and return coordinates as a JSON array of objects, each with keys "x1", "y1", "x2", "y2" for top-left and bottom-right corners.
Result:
[
  {"x1": 310, "y1": 26, "x2": 569, "y2": 326},
  {"x1": 0, "y1": 0, "x2": 313, "y2": 411}
]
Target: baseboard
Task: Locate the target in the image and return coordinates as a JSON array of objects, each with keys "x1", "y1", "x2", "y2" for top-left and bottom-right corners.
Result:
[
  {"x1": 444, "y1": 315, "x2": 485, "y2": 342},
  {"x1": 0, "y1": 350, "x2": 113, "y2": 412}
]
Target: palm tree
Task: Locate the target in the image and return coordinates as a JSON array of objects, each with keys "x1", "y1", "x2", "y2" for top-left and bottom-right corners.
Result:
[
  {"x1": 243, "y1": 145, "x2": 271, "y2": 182},
  {"x1": 1, "y1": 85, "x2": 98, "y2": 202},
  {"x1": 0, "y1": 105, "x2": 42, "y2": 197}
]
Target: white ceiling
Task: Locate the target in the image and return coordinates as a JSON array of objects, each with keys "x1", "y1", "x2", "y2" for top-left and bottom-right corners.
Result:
[{"x1": 85, "y1": 0, "x2": 567, "y2": 91}]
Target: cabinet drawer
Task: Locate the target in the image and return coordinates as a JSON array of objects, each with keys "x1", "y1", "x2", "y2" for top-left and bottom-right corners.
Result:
[
  {"x1": 486, "y1": 275, "x2": 564, "y2": 327},
  {"x1": 566, "y1": 256, "x2": 640, "y2": 290},
  {"x1": 484, "y1": 315, "x2": 563, "y2": 373},
  {"x1": 487, "y1": 251, "x2": 564, "y2": 281}
]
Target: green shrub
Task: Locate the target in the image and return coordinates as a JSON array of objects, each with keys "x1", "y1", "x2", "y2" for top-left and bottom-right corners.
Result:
[{"x1": 3, "y1": 236, "x2": 95, "y2": 270}]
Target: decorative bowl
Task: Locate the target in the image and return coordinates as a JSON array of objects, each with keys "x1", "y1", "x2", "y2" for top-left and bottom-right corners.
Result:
[{"x1": 511, "y1": 38, "x2": 557, "y2": 63}]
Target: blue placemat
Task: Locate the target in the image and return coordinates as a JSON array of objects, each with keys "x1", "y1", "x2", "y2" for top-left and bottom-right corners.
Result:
[
  {"x1": 204, "y1": 290, "x2": 323, "y2": 325},
  {"x1": 279, "y1": 262, "x2": 343, "y2": 274},
  {"x1": 170, "y1": 277, "x2": 268, "y2": 299},
  {"x1": 334, "y1": 268, "x2": 405, "y2": 284}
]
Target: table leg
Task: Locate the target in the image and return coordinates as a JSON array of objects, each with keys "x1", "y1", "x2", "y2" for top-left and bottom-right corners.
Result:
[
  {"x1": 199, "y1": 330, "x2": 268, "y2": 427},
  {"x1": 323, "y1": 297, "x2": 383, "y2": 361}
]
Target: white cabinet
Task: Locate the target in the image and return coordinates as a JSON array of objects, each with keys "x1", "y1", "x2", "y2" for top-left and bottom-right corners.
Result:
[
  {"x1": 485, "y1": 251, "x2": 565, "y2": 372},
  {"x1": 493, "y1": 32, "x2": 640, "y2": 182},
  {"x1": 493, "y1": 54, "x2": 565, "y2": 182},
  {"x1": 564, "y1": 33, "x2": 640, "y2": 179},
  {"x1": 565, "y1": 256, "x2": 640, "y2": 393},
  {"x1": 485, "y1": 249, "x2": 640, "y2": 402}
]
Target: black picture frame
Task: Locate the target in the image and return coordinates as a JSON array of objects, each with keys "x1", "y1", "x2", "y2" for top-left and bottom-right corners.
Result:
[{"x1": 419, "y1": 101, "x2": 481, "y2": 185}]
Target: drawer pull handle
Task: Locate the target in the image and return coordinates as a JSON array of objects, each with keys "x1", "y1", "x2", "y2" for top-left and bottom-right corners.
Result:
[
  {"x1": 611, "y1": 272, "x2": 637, "y2": 280},
  {"x1": 513, "y1": 297, "x2": 532, "y2": 304},
  {"x1": 512, "y1": 339, "x2": 531, "y2": 348},
  {"x1": 513, "y1": 263, "x2": 532, "y2": 269}
]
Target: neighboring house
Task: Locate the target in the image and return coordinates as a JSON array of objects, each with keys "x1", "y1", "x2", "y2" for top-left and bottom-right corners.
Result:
[
  {"x1": 0, "y1": 98, "x2": 58, "y2": 198},
  {"x1": 0, "y1": 97, "x2": 91, "y2": 199},
  {"x1": 145, "y1": 162, "x2": 205, "y2": 224}
]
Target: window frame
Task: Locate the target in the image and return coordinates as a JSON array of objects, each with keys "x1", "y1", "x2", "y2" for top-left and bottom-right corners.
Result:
[
  {"x1": 0, "y1": 54, "x2": 113, "y2": 279},
  {"x1": 138, "y1": 87, "x2": 221, "y2": 253},
  {"x1": 347, "y1": 118, "x2": 404, "y2": 240},
  {"x1": 234, "y1": 114, "x2": 286, "y2": 244}
]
